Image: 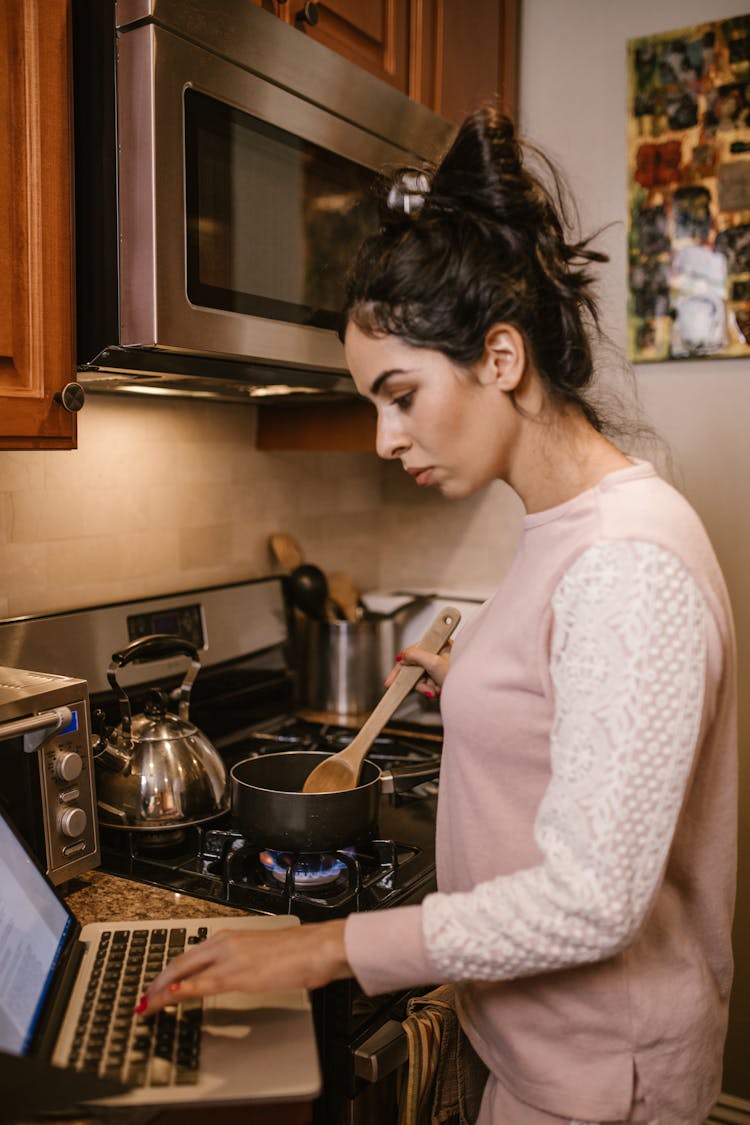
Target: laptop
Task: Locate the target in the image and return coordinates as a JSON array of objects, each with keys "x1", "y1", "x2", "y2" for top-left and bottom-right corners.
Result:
[{"x1": 0, "y1": 806, "x2": 321, "y2": 1111}]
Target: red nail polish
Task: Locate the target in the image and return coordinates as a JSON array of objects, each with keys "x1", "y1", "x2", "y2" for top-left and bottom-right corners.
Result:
[
  {"x1": 135, "y1": 995, "x2": 147, "y2": 1014},
  {"x1": 424, "y1": 690, "x2": 435, "y2": 699},
  {"x1": 396, "y1": 653, "x2": 404, "y2": 662}
]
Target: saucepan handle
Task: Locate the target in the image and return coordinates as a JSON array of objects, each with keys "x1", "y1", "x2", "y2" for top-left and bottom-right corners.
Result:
[{"x1": 380, "y1": 759, "x2": 440, "y2": 794}]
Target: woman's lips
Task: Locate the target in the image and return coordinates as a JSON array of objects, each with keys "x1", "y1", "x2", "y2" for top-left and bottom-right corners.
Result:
[{"x1": 407, "y1": 467, "x2": 434, "y2": 486}]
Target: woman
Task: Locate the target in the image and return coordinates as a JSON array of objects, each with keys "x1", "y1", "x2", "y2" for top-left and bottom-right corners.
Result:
[{"x1": 142, "y1": 107, "x2": 737, "y2": 1125}]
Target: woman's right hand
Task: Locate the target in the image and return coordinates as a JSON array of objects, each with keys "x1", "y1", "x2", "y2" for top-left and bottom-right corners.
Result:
[{"x1": 384, "y1": 640, "x2": 452, "y2": 697}]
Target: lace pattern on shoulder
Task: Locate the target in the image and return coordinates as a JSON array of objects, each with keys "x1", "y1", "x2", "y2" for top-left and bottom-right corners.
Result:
[{"x1": 422, "y1": 540, "x2": 707, "y2": 980}]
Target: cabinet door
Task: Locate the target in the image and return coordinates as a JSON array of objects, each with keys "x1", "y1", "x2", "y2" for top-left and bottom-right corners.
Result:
[
  {"x1": 413, "y1": 0, "x2": 519, "y2": 126},
  {"x1": 279, "y1": 1, "x2": 410, "y2": 93},
  {"x1": 249, "y1": 1, "x2": 518, "y2": 124},
  {"x1": 0, "y1": 0, "x2": 77, "y2": 450}
]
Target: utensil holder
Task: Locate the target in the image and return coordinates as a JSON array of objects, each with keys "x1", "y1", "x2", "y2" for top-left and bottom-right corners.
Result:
[{"x1": 303, "y1": 616, "x2": 397, "y2": 716}]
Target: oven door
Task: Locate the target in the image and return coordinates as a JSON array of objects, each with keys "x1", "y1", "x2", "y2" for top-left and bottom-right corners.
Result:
[
  {"x1": 317, "y1": 982, "x2": 423, "y2": 1125},
  {"x1": 350, "y1": 1016, "x2": 409, "y2": 1125},
  {"x1": 116, "y1": 22, "x2": 408, "y2": 372}
]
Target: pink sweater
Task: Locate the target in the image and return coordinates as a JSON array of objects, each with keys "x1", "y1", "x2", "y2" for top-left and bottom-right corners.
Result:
[{"x1": 344, "y1": 462, "x2": 737, "y2": 1123}]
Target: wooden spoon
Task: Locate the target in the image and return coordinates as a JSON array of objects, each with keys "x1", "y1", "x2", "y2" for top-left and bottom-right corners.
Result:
[
  {"x1": 327, "y1": 571, "x2": 362, "y2": 623},
  {"x1": 268, "y1": 532, "x2": 304, "y2": 572},
  {"x1": 301, "y1": 606, "x2": 461, "y2": 793}
]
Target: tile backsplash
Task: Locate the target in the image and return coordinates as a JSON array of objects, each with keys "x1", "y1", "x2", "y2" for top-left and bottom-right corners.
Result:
[{"x1": 0, "y1": 396, "x2": 521, "y2": 619}]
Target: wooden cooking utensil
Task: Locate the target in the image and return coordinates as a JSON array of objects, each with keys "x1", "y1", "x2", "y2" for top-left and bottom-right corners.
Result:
[
  {"x1": 327, "y1": 571, "x2": 362, "y2": 623},
  {"x1": 268, "y1": 532, "x2": 304, "y2": 572},
  {"x1": 301, "y1": 606, "x2": 461, "y2": 793}
]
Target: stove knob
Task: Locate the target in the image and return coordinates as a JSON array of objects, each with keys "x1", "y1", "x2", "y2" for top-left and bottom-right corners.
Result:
[
  {"x1": 54, "y1": 751, "x2": 83, "y2": 782},
  {"x1": 60, "y1": 806, "x2": 88, "y2": 839}
]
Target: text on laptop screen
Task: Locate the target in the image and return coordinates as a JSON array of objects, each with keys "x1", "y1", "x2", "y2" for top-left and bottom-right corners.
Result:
[{"x1": 0, "y1": 814, "x2": 72, "y2": 1053}]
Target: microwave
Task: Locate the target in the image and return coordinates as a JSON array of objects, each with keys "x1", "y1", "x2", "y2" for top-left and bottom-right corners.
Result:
[
  {"x1": 72, "y1": 0, "x2": 454, "y2": 404},
  {"x1": 0, "y1": 668, "x2": 99, "y2": 884}
]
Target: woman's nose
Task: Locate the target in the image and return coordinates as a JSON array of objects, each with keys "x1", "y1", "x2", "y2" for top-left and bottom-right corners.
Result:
[{"x1": 376, "y1": 412, "x2": 409, "y2": 460}]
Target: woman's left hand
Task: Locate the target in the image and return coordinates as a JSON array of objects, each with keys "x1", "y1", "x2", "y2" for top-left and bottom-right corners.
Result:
[
  {"x1": 384, "y1": 639, "x2": 453, "y2": 697},
  {"x1": 138, "y1": 918, "x2": 350, "y2": 1015}
]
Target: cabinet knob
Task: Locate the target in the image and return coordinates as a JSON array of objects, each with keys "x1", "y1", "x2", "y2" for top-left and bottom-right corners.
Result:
[
  {"x1": 295, "y1": 2, "x2": 319, "y2": 28},
  {"x1": 54, "y1": 382, "x2": 86, "y2": 413}
]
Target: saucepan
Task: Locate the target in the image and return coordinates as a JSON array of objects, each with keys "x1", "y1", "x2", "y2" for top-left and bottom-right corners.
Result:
[
  {"x1": 230, "y1": 751, "x2": 438, "y2": 852},
  {"x1": 231, "y1": 606, "x2": 460, "y2": 852}
]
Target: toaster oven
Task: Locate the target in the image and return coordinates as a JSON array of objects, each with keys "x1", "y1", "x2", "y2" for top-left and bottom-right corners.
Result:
[{"x1": 0, "y1": 668, "x2": 99, "y2": 884}]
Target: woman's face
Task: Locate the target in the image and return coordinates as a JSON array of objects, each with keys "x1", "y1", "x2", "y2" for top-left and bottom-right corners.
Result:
[{"x1": 344, "y1": 324, "x2": 520, "y2": 500}]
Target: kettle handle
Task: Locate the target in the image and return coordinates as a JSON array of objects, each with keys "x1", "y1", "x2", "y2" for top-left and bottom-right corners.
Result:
[
  {"x1": 107, "y1": 634, "x2": 202, "y2": 732},
  {"x1": 111, "y1": 634, "x2": 200, "y2": 668}
]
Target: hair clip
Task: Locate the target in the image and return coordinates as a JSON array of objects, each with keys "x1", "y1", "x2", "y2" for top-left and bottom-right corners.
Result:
[{"x1": 387, "y1": 172, "x2": 431, "y2": 216}]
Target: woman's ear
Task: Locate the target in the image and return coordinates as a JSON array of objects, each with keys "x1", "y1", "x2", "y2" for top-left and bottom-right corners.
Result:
[{"x1": 478, "y1": 323, "x2": 527, "y2": 391}]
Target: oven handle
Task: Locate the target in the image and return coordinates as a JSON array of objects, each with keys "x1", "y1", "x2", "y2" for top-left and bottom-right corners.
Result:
[
  {"x1": 0, "y1": 707, "x2": 73, "y2": 749},
  {"x1": 353, "y1": 1018, "x2": 409, "y2": 1083}
]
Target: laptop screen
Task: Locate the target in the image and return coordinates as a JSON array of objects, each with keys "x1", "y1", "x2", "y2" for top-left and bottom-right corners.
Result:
[{"x1": 0, "y1": 812, "x2": 73, "y2": 1054}]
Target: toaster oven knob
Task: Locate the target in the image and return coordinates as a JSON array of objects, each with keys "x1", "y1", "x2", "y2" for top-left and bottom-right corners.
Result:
[
  {"x1": 54, "y1": 751, "x2": 83, "y2": 782},
  {"x1": 59, "y1": 806, "x2": 88, "y2": 839}
]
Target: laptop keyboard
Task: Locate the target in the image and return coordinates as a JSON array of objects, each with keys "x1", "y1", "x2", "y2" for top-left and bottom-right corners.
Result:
[{"x1": 66, "y1": 925, "x2": 208, "y2": 1087}]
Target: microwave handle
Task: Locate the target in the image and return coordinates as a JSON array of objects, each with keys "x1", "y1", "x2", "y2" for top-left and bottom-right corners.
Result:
[{"x1": 0, "y1": 707, "x2": 73, "y2": 751}]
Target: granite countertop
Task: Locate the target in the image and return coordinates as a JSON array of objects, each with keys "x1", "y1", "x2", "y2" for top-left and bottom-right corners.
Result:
[
  {"x1": 13, "y1": 872, "x2": 313, "y2": 1125},
  {"x1": 63, "y1": 869, "x2": 248, "y2": 927}
]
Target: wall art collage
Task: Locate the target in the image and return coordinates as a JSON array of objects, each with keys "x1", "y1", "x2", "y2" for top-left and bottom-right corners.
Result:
[{"x1": 627, "y1": 14, "x2": 750, "y2": 361}]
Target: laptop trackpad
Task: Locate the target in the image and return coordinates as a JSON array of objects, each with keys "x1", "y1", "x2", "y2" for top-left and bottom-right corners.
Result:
[{"x1": 201, "y1": 1003, "x2": 321, "y2": 1101}]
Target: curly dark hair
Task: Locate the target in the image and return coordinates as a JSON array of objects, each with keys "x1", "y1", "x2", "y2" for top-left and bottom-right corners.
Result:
[{"x1": 342, "y1": 104, "x2": 612, "y2": 432}]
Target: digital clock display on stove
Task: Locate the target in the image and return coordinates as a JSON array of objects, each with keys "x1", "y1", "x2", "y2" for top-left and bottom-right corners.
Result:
[{"x1": 126, "y1": 603, "x2": 206, "y2": 649}]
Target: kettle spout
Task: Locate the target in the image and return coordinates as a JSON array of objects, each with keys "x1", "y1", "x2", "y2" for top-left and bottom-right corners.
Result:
[
  {"x1": 92, "y1": 707, "x2": 133, "y2": 774},
  {"x1": 94, "y1": 738, "x2": 133, "y2": 775}
]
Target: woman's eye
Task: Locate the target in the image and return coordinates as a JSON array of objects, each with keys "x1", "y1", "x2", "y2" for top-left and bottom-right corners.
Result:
[{"x1": 392, "y1": 392, "x2": 414, "y2": 410}]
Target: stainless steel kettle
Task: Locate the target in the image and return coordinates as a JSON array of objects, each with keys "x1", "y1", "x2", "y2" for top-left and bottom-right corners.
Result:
[{"x1": 94, "y1": 634, "x2": 229, "y2": 830}]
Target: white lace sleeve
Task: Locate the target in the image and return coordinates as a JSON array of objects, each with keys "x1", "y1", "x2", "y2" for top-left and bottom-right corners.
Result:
[{"x1": 422, "y1": 540, "x2": 708, "y2": 980}]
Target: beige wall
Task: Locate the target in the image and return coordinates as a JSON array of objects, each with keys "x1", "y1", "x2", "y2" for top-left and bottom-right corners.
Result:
[
  {"x1": 517, "y1": 0, "x2": 750, "y2": 1100},
  {"x1": 0, "y1": 397, "x2": 386, "y2": 617},
  {"x1": 0, "y1": 393, "x2": 521, "y2": 617}
]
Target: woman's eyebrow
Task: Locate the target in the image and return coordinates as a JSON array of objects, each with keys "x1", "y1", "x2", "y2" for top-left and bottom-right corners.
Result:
[{"x1": 370, "y1": 368, "x2": 408, "y2": 396}]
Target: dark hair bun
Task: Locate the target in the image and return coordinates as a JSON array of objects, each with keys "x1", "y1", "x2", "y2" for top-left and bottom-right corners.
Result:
[
  {"x1": 431, "y1": 106, "x2": 523, "y2": 207},
  {"x1": 344, "y1": 102, "x2": 611, "y2": 432}
]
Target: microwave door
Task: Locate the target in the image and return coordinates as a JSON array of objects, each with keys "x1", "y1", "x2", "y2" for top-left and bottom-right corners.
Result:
[{"x1": 116, "y1": 23, "x2": 413, "y2": 374}]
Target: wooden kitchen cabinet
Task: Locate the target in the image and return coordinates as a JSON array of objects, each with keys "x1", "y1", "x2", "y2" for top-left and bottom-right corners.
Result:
[
  {"x1": 0, "y1": 0, "x2": 79, "y2": 450},
  {"x1": 253, "y1": 0, "x2": 519, "y2": 127},
  {"x1": 414, "y1": 0, "x2": 519, "y2": 126},
  {"x1": 259, "y1": 1, "x2": 411, "y2": 94},
  {"x1": 256, "y1": 398, "x2": 377, "y2": 452}
]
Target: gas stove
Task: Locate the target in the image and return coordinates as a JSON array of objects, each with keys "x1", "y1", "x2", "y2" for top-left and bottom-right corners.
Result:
[
  {"x1": 0, "y1": 578, "x2": 444, "y2": 1124},
  {"x1": 97, "y1": 713, "x2": 441, "y2": 921}
]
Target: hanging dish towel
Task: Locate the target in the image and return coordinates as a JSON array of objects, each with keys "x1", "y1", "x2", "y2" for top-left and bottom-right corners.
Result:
[{"x1": 398, "y1": 984, "x2": 489, "y2": 1125}]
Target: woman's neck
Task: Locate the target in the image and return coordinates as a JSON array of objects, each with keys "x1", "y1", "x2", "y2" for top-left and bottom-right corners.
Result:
[{"x1": 509, "y1": 410, "x2": 632, "y2": 514}]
